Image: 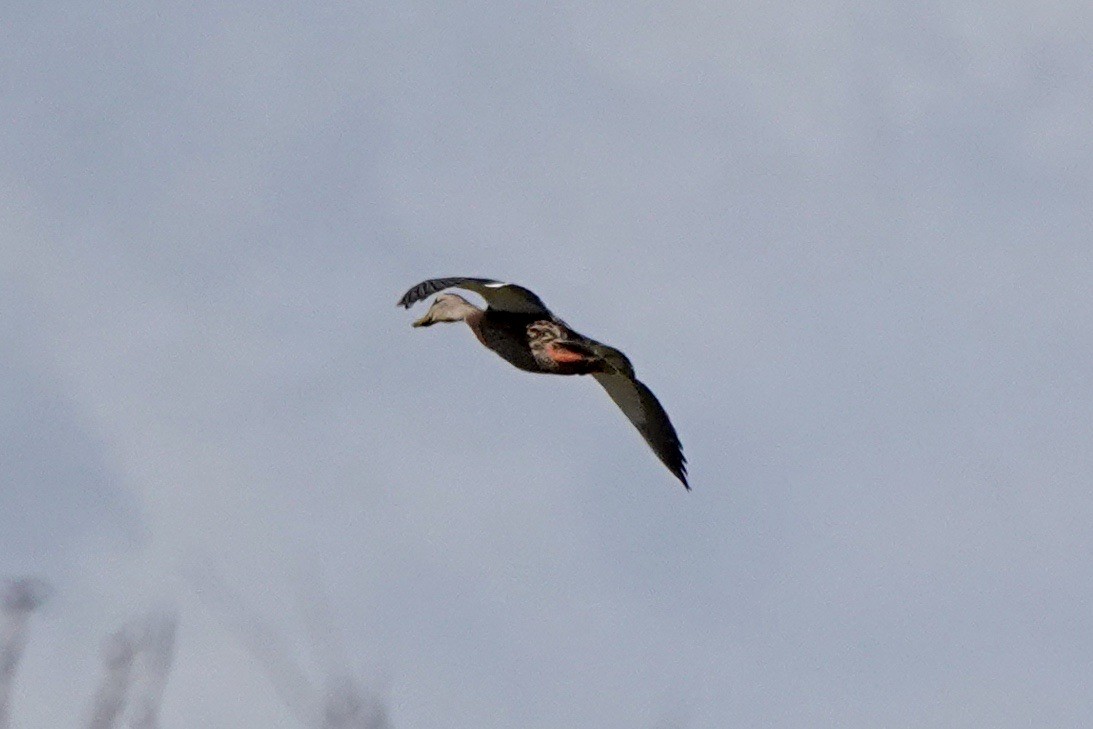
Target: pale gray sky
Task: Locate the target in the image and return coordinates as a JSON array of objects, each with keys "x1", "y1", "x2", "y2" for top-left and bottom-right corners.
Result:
[{"x1": 3, "y1": 3, "x2": 1093, "y2": 727}]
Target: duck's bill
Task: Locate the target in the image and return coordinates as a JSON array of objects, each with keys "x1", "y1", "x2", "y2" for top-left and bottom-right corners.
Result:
[{"x1": 411, "y1": 312, "x2": 435, "y2": 327}]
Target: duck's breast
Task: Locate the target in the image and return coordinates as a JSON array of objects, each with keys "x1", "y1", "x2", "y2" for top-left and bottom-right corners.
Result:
[{"x1": 470, "y1": 311, "x2": 543, "y2": 372}]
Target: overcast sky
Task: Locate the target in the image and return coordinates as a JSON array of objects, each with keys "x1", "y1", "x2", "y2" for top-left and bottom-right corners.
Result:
[{"x1": 3, "y1": 3, "x2": 1092, "y2": 727}]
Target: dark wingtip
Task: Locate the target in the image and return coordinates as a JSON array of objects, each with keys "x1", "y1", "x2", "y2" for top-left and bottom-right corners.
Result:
[
  {"x1": 672, "y1": 445, "x2": 688, "y2": 490},
  {"x1": 398, "y1": 278, "x2": 461, "y2": 310},
  {"x1": 396, "y1": 289, "x2": 419, "y2": 309}
]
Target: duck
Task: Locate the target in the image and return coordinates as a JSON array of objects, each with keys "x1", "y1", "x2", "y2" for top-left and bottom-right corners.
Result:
[{"x1": 398, "y1": 277, "x2": 688, "y2": 489}]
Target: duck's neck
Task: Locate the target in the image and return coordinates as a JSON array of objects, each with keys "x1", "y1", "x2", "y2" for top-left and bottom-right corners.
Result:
[{"x1": 464, "y1": 307, "x2": 489, "y2": 346}]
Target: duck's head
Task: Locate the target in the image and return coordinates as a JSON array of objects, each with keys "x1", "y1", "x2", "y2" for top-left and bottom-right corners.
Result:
[{"x1": 412, "y1": 293, "x2": 480, "y2": 327}]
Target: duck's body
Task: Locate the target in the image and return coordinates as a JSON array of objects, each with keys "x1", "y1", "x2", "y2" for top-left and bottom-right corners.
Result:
[
  {"x1": 467, "y1": 311, "x2": 613, "y2": 376},
  {"x1": 470, "y1": 309, "x2": 578, "y2": 374},
  {"x1": 399, "y1": 277, "x2": 688, "y2": 488}
]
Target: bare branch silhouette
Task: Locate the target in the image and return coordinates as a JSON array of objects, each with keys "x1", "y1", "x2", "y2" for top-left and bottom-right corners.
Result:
[
  {"x1": 321, "y1": 676, "x2": 389, "y2": 729},
  {"x1": 86, "y1": 622, "x2": 140, "y2": 729},
  {"x1": 0, "y1": 578, "x2": 51, "y2": 729},
  {"x1": 127, "y1": 611, "x2": 178, "y2": 729}
]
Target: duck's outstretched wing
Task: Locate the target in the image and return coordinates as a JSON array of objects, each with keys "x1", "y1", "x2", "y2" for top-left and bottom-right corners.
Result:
[
  {"x1": 592, "y1": 373, "x2": 689, "y2": 489},
  {"x1": 397, "y1": 277, "x2": 551, "y2": 315}
]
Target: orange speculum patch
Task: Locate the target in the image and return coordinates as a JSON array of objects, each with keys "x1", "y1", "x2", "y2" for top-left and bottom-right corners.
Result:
[{"x1": 546, "y1": 343, "x2": 589, "y2": 363}]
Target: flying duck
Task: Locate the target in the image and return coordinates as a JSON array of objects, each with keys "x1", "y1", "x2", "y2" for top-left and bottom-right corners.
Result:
[{"x1": 398, "y1": 277, "x2": 688, "y2": 489}]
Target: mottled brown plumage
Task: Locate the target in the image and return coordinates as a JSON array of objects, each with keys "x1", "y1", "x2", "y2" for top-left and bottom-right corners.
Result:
[{"x1": 399, "y1": 277, "x2": 688, "y2": 488}]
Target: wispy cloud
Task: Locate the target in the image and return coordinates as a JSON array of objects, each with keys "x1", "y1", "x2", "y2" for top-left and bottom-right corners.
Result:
[{"x1": 186, "y1": 561, "x2": 389, "y2": 728}]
